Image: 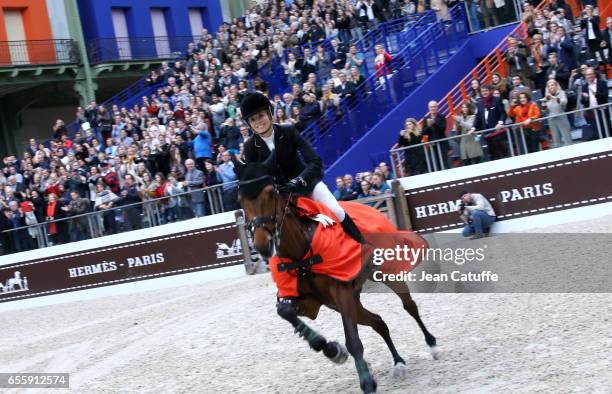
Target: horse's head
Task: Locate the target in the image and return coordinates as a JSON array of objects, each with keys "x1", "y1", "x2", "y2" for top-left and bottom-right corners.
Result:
[{"x1": 235, "y1": 159, "x2": 281, "y2": 258}]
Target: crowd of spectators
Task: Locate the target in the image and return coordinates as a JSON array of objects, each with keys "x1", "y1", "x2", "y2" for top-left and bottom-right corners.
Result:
[
  {"x1": 0, "y1": 0, "x2": 423, "y2": 254},
  {"x1": 395, "y1": 0, "x2": 610, "y2": 175},
  {"x1": 332, "y1": 161, "x2": 394, "y2": 203},
  {"x1": 1, "y1": 0, "x2": 610, "y2": 254}
]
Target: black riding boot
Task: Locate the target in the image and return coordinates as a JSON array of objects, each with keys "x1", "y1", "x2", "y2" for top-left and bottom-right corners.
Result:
[{"x1": 341, "y1": 214, "x2": 365, "y2": 244}]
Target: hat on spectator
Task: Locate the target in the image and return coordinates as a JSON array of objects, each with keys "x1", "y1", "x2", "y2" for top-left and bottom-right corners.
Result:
[{"x1": 240, "y1": 92, "x2": 272, "y2": 120}]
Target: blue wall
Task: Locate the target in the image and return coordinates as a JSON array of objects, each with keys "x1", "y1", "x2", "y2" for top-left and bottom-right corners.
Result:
[
  {"x1": 78, "y1": 0, "x2": 224, "y2": 61},
  {"x1": 323, "y1": 23, "x2": 519, "y2": 185}
]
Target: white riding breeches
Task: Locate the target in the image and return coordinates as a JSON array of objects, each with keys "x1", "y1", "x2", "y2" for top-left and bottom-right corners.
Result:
[{"x1": 310, "y1": 181, "x2": 346, "y2": 222}]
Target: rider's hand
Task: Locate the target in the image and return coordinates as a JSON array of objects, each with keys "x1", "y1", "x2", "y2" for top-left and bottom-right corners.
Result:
[{"x1": 283, "y1": 177, "x2": 306, "y2": 193}]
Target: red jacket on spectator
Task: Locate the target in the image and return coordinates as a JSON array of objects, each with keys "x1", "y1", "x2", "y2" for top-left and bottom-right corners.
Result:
[
  {"x1": 147, "y1": 102, "x2": 160, "y2": 116},
  {"x1": 155, "y1": 181, "x2": 169, "y2": 205},
  {"x1": 44, "y1": 183, "x2": 61, "y2": 197},
  {"x1": 103, "y1": 171, "x2": 121, "y2": 194},
  {"x1": 374, "y1": 52, "x2": 393, "y2": 78}
]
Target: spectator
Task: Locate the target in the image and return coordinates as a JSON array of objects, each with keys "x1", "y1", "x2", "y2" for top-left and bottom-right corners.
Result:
[
  {"x1": 300, "y1": 47, "x2": 317, "y2": 83},
  {"x1": 219, "y1": 118, "x2": 241, "y2": 155},
  {"x1": 374, "y1": 44, "x2": 394, "y2": 86},
  {"x1": 369, "y1": 173, "x2": 390, "y2": 195},
  {"x1": 339, "y1": 174, "x2": 359, "y2": 201},
  {"x1": 357, "y1": 0, "x2": 382, "y2": 32},
  {"x1": 358, "y1": 179, "x2": 373, "y2": 199},
  {"x1": 530, "y1": 34, "x2": 548, "y2": 92},
  {"x1": 580, "y1": 67, "x2": 609, "y2": 140},
  {"x1": 491, "y1": 72, "x2": 509, "y2": 100},
  {"x1": 119, "y1": 173, "x2": 143, "y2": 230},
  {"x1": 336, "y1": 11, "x2": 352, "y2": 44},
  {"x1": 299, "y1": 92, "x2": 322, "y2": 130},
  {"x1": 217, "y1": 151, "x2": 239, "y2": 211},
  {"x1": 377, "y1": 162, "x2": 395, "y2": 181},
  {"x1": 193, "y1": 122, "x2": 212, "y2": 170},
  {"x1": 471, "y1": 84, "x2": 508, "y2": 160},
  {"x1": 505, "y1": 38, "x2": 534, "y2": 90},
  {"x1": 480, "y1": 0, "x2": 500, "y2": 28},
  {"x1": 345, "y1": 44, "x2": 367, "y2": 77},
  {"x1": 430, "y1": 0, "x2": 449, "y2": 21},
  {"x1": 165, "y1": 174, "x2": 185, "y2": 222},
  {"x1": 602, "y1": 17, "x2": 612, "y2": 66},
  {"x1": 315, "y1": 45, "x2": 332, "y2": 82},
  {"x1": 544, "y1": 51, "x2": 570, "y2": 89},
  {"x1": 45, "y1": 193, "x2": 66, "y2": 244},
  {"x1": 542, "y1": 79, "x2": 572, "y2": 147},
  {"x1": 508, "y1": 91, "x2": 542, "y2": 153},
  {"x1": 52, "y1": 119, "x2": 67, "y2": 140},
  {"x1": 454, "y1": 102, "x2": 483, "y2": 166},
  {"x1": 580, "y1": 6, "x2": 603, "y2": 64},
  {"x1": 61, "y1": 190, "x2": 90, "y2": 242},
  {"x1": 93, "y1": 183, "x2": 119, "y2": 235},
  {"x1": 422, "y1": 100, "x2": 449, "y2": 170},
  {"x1": 549, "y1": 26, "x2": 577, "y2": 71},
  {"x1": 397, "y1": 117, "x2": 426, "y2": 175},
  {"x1": 333, "y1": 176, "x2": 346, "y2": 200},
  {"x1": 508, "y1": 74, "x2": 531, "y2": 105},
  {"x1": 468, "y1": 79, "x2": 482, "y2": 106},
  {"x1": 183, "y1": 159, "x2": 205, "y2": 218},
  {"x1": 458, "y1": 191, "x2": 496, "y2": 239}
]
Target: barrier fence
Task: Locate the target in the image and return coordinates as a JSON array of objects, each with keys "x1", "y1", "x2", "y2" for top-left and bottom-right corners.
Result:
[
  {"x1": 0, "y1": 182, "x2": 233, "y2": 255},
  {"x1": 390, "y1": 102, "x2": 612, "y2": 178},
  {"x1": 0, "y1": 182, "x2": 404, "y2": 257}
]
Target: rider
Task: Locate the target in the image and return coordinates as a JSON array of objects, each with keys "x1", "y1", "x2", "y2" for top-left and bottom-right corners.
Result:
[{"x1": 239, "y1": 91, "x2": 365, "y2": 244}]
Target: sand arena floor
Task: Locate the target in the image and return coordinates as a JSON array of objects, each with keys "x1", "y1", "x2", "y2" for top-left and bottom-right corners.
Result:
[{"x1": 1, "y1": 216, "x2": 612, "y2": 393}]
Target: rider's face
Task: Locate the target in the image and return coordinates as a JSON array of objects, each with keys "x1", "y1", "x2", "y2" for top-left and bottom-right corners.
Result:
[{"x1": 249, "y1": 110, "x2": 272, "y2": 136}]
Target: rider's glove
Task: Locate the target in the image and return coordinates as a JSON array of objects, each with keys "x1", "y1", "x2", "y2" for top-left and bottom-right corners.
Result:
[{"x1": 283, "y1": 177, "x2": 306, "y2": 193}]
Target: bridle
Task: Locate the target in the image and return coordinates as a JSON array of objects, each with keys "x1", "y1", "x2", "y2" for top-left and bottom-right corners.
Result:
[{"x1": 243, "y1": 176, "x2": 293, "y2": 255}]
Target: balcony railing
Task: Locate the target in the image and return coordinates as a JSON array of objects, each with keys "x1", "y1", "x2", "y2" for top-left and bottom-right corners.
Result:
[
  {"x1": 0, "y1": 39, "x2": 78, "y2": 67},
  {"x1": 87, "y1": 36, "x2": 197, "y2": 63}
]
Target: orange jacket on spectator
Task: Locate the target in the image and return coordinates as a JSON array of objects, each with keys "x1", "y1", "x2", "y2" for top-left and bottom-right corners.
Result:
[{"x1": 508, "y1": 103, "x2": 542, "y2": 131}]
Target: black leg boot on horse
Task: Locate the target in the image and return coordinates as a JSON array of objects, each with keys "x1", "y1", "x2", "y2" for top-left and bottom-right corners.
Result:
[
  {"x1": 341, "y1": 213, "x2": 366, "y2": 244},
  {"x1": 276, "y1": 298, "x2": 349, "y2": 364}
]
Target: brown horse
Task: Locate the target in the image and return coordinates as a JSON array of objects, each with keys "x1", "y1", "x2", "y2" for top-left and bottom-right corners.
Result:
[{"x1": 236, "y1": 162, "x2": 438, "y2": 394}]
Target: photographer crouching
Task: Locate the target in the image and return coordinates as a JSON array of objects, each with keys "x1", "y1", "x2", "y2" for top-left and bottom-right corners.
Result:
[{"x1": 458, "y1": 191, "x2": 496, "y2": 240}]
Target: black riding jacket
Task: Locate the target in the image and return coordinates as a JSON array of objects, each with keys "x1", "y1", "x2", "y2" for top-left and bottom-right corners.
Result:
[{"x1": 243, "y1": 123, "x2": 323, "y2": 192}]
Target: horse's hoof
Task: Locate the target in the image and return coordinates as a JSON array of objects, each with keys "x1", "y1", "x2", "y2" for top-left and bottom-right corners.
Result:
[
  {"x1": 362, "y1": 377, "x2": 377, "y2": 394},
  {"x1": 328, "y1": 341, "x2": 349, "y2": 364},
  {"x1": 430, "y1": 345, "x2": 441, "y2": 360},
  {"x1": 392, "y1": 362, "x2": 408, "y2": 379}
]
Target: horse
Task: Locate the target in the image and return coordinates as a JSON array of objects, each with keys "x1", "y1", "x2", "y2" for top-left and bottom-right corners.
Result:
[
  {"x1": 236, "y1": 162, "x2": 438, "y2": 394},
  {"x1": 6, "y1": 271, "x2": 24, "y2": 292}
]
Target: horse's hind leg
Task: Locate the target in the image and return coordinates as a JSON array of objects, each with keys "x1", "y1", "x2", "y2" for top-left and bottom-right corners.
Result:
[
  {"x1": 276, "y1": 298, "x2": 349, "y2": 364},
  {"x1": 382, "y1": 279, "x2": 439, "y2": 359},
  {"x1": 356, "y1": 303, "x2": 408, "y2": 378}
]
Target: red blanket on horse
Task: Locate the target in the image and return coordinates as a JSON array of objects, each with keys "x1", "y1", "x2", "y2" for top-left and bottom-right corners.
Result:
[{"x1": 270, "y1": 197, "x2": 428, "y2": 297}]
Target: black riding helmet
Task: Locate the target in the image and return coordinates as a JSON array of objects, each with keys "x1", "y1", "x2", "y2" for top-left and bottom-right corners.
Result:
[{"x1": 240, "y1": 92, "x2": 273, "y2": 123}]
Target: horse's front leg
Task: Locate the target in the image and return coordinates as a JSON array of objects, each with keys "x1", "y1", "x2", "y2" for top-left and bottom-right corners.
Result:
[
  {"x1": 276, "y1": 298, "x2": 348, "y2": 364},
  {"x1": 336, "y1": 287, "x2": 377, "y2": 394}
]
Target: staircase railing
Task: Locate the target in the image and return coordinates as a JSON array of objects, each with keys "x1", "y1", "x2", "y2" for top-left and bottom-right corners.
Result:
[
  {"x1": 300, "y1": 5, "x2": 467, "y2": 167},
  {"x1": 257, "y1": 11, "x2": 436, "y2": 96}
]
